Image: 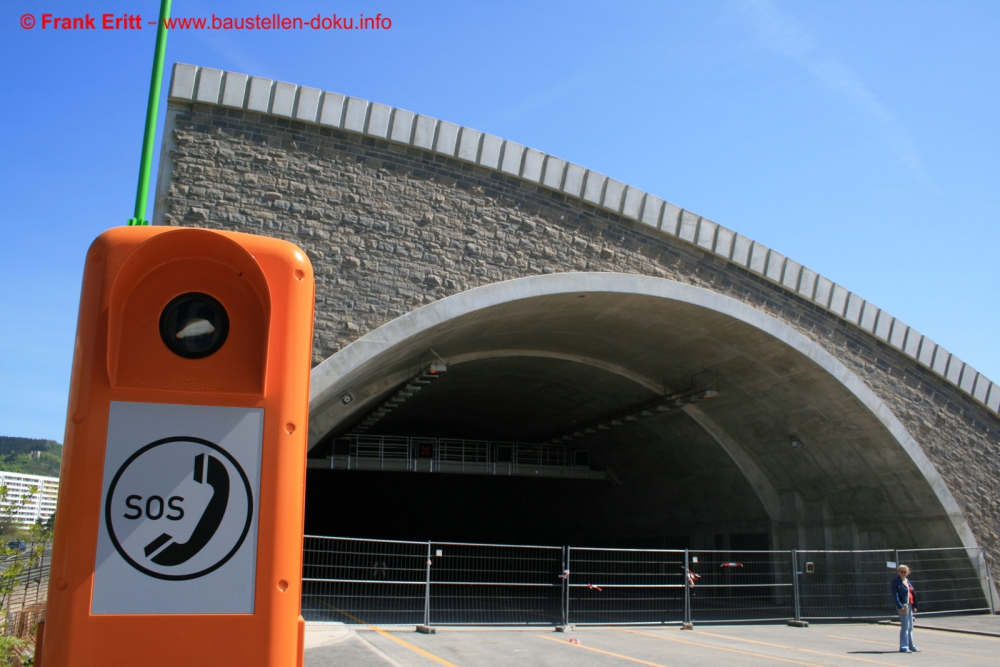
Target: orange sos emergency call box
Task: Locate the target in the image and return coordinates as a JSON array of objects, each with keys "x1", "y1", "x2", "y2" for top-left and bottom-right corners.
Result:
[{"x1": 40, "y1": 227, "x2": 314, "y2": 667}]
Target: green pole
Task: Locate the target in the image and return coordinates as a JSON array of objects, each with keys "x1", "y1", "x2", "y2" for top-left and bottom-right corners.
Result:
[{"x1": 128, "y1": 0, "x2": 172, "y2": 226}]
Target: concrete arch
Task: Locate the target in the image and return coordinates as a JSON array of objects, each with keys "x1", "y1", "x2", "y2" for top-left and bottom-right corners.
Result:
[{"x1": 309, "y1": 272, "x2": 981, "y2": 554}]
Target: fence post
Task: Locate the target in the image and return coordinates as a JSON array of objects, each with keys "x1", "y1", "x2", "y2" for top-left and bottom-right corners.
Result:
[
  {"x1": 791, "y1": 550, "x2": 801, "y2": 622},
  {"x1": 982, "y1": 548, "x2": 997, "y2": 615},
  {"x1": 683, "y1": 549, "x2": 691, "y2": 625},
  {"x1": 563, "y1": 546, "x2": 571, "y2": 626},
  {"x1": 424, "y1": 541, "x2": 432, "y2": 627}
]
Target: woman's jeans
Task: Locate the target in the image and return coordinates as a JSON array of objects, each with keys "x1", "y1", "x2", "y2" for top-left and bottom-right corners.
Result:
[{"x1": 899, "y1": 607, "x2": 915, "y2": 650}]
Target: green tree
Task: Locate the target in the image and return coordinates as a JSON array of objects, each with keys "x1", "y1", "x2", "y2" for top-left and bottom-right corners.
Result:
[{"x1": 0, "y1": 483, "x2": 48, "y2": 666}]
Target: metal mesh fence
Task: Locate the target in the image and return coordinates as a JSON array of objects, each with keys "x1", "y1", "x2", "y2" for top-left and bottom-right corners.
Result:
[
  {"x1": 302, "y1": 536, "x2": 428, "y2": 625},
  {"x1": 796, "y1": 549, "x2": 897, "y2": 619},
  {"x1": 898, "y1": 548, "x2": 994, "y2": 615},
  {"x1": 428, "y1": 541, "x2": 563, "y2": 625},
  {"x1": 689, "y1": 550, "x2": 795, "y2": 622},
  {"x1": 567, "y1": 547, "x2": 684, "y2": 625},
  {"x1": 302, "y1": 536, "x2": 996, "y2": 626}
]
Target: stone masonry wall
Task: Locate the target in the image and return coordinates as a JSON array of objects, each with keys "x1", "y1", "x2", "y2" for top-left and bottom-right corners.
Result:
[{"x1": 159, "y1": 101, "x2": 1000, "y2": 576}]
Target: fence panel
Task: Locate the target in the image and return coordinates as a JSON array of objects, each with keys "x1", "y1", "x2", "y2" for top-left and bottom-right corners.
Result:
[
  {"x1": 897, "y1": 547, "x2": 992, "y2": 615},
  {"x1": 301, "y1": 536, "x2": 428, "y2": 625},
  {"x1": 567, "y1": 547, "x2": 685, "y2": 625},
  {"x1": 688, "y1": 550, "x2": 794, "y2": 622},
  {"x1": 428, "y1": 541, "x2": 563, "y2": 625},
  {"x1": 796, "y1": 549, "x2": 894, "y2": 619}
]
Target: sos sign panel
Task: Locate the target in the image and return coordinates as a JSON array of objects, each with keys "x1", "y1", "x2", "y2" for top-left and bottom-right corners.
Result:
[{"x1": 40, "y1": 227, "x2": 314, "y2": 666}]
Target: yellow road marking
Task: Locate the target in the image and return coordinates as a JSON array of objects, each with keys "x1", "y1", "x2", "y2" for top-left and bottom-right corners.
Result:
[
  {"x1": 620, "y1": 629, "x2": 826, "y2": 667},
  {"x1": 322, "y1": 602, "x2": 462, "y2": 667},
  {"x1": 537, "y1": 634, "x2": 671, "y2": 667},
  {"x1": 826, "y1": 633, "x2": 1000, "y2": 661},
  {"x1": 364, "y1": 628, "x2": 463, "y2": 667},
  {"x1": 695, "y1": 631, "x2": 795, "y2": 649}
]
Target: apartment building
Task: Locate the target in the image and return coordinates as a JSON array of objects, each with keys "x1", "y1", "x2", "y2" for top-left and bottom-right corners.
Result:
[{"x1": 0, "y1": 470, "x2": 59, "y2": 528}]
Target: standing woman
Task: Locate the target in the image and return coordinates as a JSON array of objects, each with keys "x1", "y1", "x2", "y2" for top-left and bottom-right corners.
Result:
[{"x1": 892, "y1": 564, "x2": 920, "y2": 653}]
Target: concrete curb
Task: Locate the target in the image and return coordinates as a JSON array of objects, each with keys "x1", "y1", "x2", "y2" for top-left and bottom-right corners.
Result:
[
  {"x1": 165, "y1": 62, "x2": 998, "y2": 420},
  {"x1": 884, "y1": 619, "x2": 1000, "y2": 639},
  {"x1": 915, "y1": 624, "x2": 1000, "y2": 638}
]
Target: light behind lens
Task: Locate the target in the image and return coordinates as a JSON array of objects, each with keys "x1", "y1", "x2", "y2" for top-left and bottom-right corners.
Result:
[{"x1": 159, "y1": 293, "x2": 229, "y2": 359}]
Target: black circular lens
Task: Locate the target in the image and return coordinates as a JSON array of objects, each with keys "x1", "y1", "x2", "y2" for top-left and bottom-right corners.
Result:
[{"x1": 159, "y1": 292, "x2": 229, "y2": 359}]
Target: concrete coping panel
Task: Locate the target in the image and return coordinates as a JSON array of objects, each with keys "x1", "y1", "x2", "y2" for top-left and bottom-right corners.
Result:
[
  {"x1": 859, "y1": 301, "x2": 878, "y2": 333},
  {"x1": 165, "y1": 62, "x2": 998, "y2": 418},
  {"x1": 542, "y1": 156, "x2": 566, "y2": 190},
  {"x1": 195, "y1": 67, "x2": 222, "y2": 104},
  {"x1": 389, "y1": 109, "x2": 415, "y2": 143},
  {"x1": 246, "y1": 77, "x2": 273, "y2": 113},
  {"x1": 295, "y1": 87, "x2": 322, "y2": 123},
  {"x1": 170, "y1": 63, "x2": 197, "y2": 99},
  {"x1": 457, "y1": 128, "x2": 482, "y2": 163},
  {"x1": 500, "y1": 142, "x2": 524, "y2": 175},
  {"x1": 366, "y1": 102, "x2": 392, "y2": 138},
  {"x1": 959, "y1": 364, "x2": 978, "y2": 394},
  {"x1": 797, "y1": 267, "x2": 817, "y2": 299},
  {"x1": 874, "y1": 310, "x2": 893, "y2": 342},
  {"x1": 748, "y1": 242, "x2": 769, "y2": 275},
  {"x1": 678, "y1": 211, "x2": 699, "y2": 244},
  {"x1": 917, "y1": 336, "x2": 937, "y2": 367},
  {"x1": 731, "y1": 234, "x2": 752, "y2": 266},
  {"x1": 640, "y1": 195, "x2": 664, "y2": 229},
  {"x1": 562, "y1": 163, "x2": 586, "y2": 197},
  {"x1": 318, "y1": 92, "x2": 345, "y2": 127},
  {"x1": 622, "y1": 186, "x2": 644, "y2": 220},
  {"x1": 480, "y1": 134, "x2": 503, "y2": 170},
  {"x1": 887, "y1": 319, "x2": 906, "y2": 350},
  {"x1": 696, "y1": 217, "x2": 717, "y2": 251},
  {"x1": 972, "y1": 374, "x2": 991, "y2": 403},
  {"x1": 521, "y1": 148, "x2": 545, "y2": 182},
  {"x1": 271, "y1": 81, "x2": 297, "y2": 118},
  {"x1": 714, "y1": 225, "x2": 735, "y2": 259},
  {"x1": 845, "y1": 293, "x2": 864, "y2": 325},
  {"x1": 221, "y1": 72, "x2": 248, "y2": 108},
  {"x1": 782, "y1": 259, "x2": 802, "y2": 291},
  {"x1": 903, "y1": 327, "x2": 922, "y2": 358},
  {"x1": 581, "y1": 171, "x2": 606, "y2": 204},
  {"x1": 765, "y1": 250, "x2": 785, "y2": 283},
  {"x1": 343, "y1": 97, "x2": 369, "y2": 133},
  {"x1": 434, "y1": 121, "x2": 460, "y2": 156},
  {"x1": 603, "y1": 178, "x2": 626, "y2": 212},
  {"x1": 412, "y1": 115, "x2": 437, "y2": 150},
  {"x1": 661, "y1": 203, "x2": 682, "y2": 235}
]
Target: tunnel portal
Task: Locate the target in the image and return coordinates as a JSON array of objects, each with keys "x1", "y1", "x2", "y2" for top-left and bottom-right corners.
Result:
[{"x1": 305, "y1": 274, "x2": 965, "y2": 553}]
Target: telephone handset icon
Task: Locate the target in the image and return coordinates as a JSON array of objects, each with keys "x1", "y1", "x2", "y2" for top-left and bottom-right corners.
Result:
[{"x1": 143, "y1": 453, "x2": 230, "y2": 566}]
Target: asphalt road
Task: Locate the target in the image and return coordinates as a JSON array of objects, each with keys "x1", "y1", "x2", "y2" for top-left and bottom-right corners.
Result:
[{"x1": 305, "y1": 619, "x2": 1000, "y2": 667}]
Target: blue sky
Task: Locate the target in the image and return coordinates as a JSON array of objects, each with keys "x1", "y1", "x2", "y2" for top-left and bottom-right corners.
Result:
[{"x1": 1, "y1": 1, "x2": 998, "y2": 442}]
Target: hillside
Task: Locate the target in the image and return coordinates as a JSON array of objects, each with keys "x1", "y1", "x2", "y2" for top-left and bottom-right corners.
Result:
[{"x1": 0, "y1": 436, "x2": 62, "y2": 478}]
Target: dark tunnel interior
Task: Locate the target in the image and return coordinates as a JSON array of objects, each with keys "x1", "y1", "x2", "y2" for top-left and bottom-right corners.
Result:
[{"x1": 304, "y1": 356, "x2": 772, "y2": 549}]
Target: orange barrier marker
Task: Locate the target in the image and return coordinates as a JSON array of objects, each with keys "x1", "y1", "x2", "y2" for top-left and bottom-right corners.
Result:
[{"x1": 40, "y1": 227, "x2": 314, "y2": 667}]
